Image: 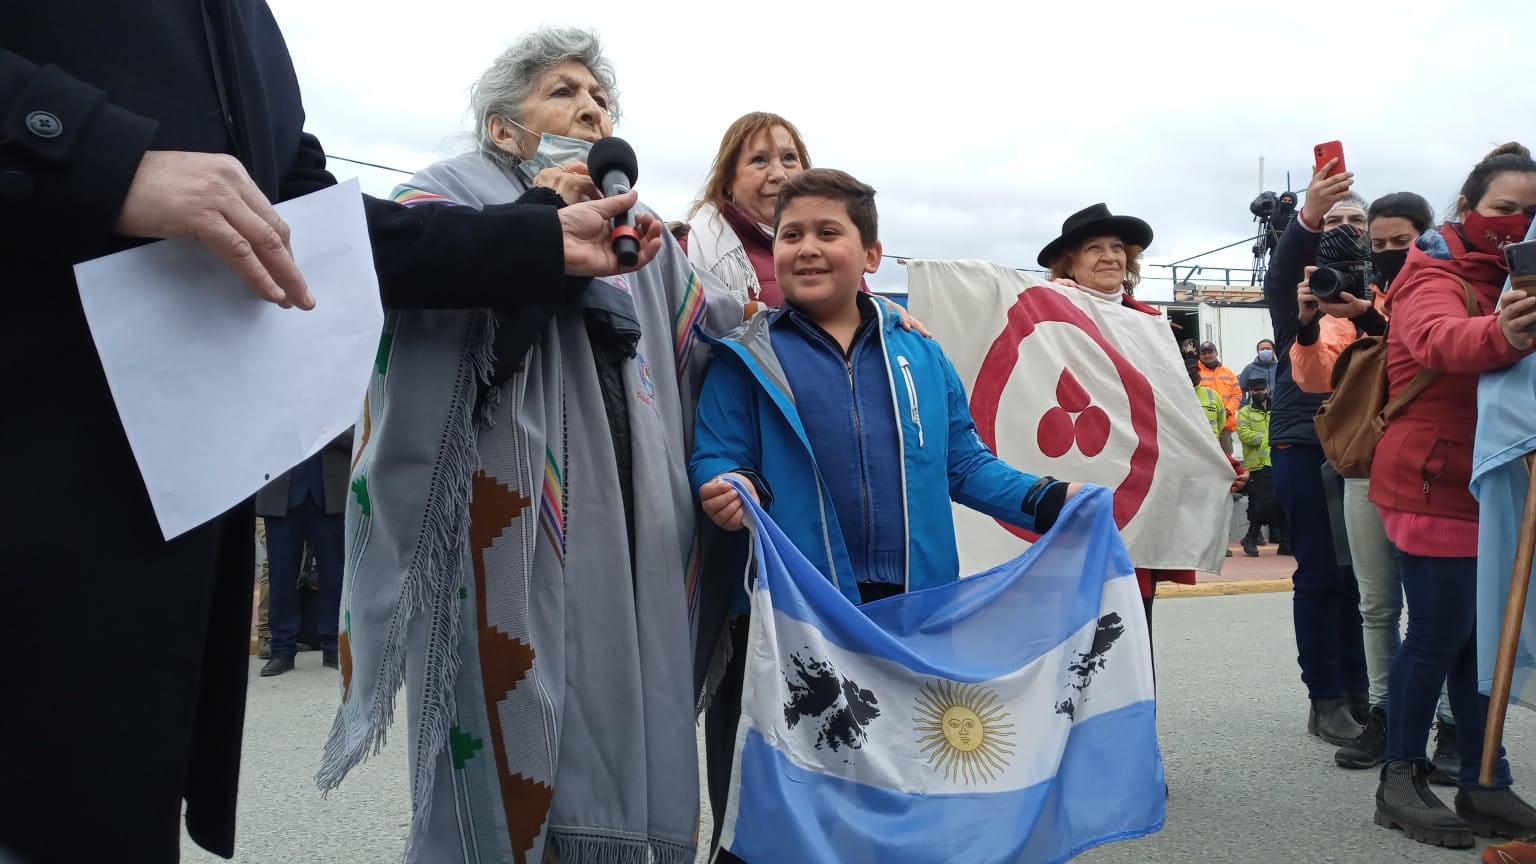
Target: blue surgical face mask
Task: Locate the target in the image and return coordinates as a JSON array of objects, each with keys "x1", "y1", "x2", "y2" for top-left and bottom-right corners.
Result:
[
  {"x1": 507, "y1": 119, "x2": 594, "y2": 180},
  {"x1": 1258, "y1": 349, "x2": 1275, "y2": 363}
]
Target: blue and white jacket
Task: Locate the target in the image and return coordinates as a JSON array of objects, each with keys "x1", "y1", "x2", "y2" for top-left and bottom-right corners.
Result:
[{"x1": 690, "y1": 300, "x2": 1066, "y2": 606}]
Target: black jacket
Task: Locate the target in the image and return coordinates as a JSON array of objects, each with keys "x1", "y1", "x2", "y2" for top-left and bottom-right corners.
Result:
[
  {"x1": 1261, "y1": 218, "x2": 1328, "y2": 447},
  {"x1": 0, "y1": 3, "x2": 578, "y2": 861},
  {"x1": 253, "y1": 428, "x2": 355, "y2": 517}
]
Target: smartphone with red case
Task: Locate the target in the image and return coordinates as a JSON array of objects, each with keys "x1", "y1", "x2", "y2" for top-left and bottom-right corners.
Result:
[{"x1": 1314, "y1": 141, "x2": 1346, "y2": 177}]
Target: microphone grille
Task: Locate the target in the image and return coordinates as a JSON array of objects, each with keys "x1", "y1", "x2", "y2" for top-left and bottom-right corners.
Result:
[{"x1": 587, "y1": 136, "x2": 638, "y2": 185}]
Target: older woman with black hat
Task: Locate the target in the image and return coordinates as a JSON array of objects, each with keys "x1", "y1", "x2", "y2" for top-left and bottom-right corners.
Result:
[
  {"x1": 1039, "y1": 204, "x2": 1248, "y2": 668},
  {"x1": 1040, "y1": 203, "x2": 1156, "y2": 307}
]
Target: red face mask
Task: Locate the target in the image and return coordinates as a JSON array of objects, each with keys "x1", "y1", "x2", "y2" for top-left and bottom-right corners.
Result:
[{"x1": 1463, "y1": 211, "x2": 1534, "y2": 257}]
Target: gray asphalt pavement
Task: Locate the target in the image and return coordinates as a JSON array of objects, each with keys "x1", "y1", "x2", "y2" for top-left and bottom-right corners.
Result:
[{"x1": 182, "y1": 593, "x2": 1536, "y2": 863}]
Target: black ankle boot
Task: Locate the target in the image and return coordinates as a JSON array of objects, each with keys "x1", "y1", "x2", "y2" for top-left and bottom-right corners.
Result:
[
  {"x1": 1429, "y1": 720, "x2": 1459, "y2": 786},
  {"x1": 1310, "y1": 697, "x2": 1364, "y2": 746},
  {"x1": 1336, "y1": 706, "x2": 1388, "y2": 770},
  {"x1": 1375, "y1": 760, "x2": 1473, "y2": 848},
  {"x1": 1455, "y1": 787, "x2": 1536, "y2": 839},
  {"x1": 260, "y1": 654, "x2": 295, "y2": 677},
  {"x1": 1349, "y1": 692, "x2": 1370, "y2": 726}
]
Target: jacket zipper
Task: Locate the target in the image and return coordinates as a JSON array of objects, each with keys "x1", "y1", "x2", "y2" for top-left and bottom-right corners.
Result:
[
  {"x1": 1422, "y1": 442, "x2": 1446, "y2": 496},
  {"x1": 846, "y1": 355, "x2": 873, "y2": 567},
  {"x1": 897, "y1": 356, "x2": 924, "y2": 447}
]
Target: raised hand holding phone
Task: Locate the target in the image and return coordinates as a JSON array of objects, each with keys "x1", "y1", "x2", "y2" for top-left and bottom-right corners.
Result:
[
  {"x1": 1506, "y1": 239, "x2": 1536, "y2": 337},
  {"x1": 1301, "y1": 145, "x2": 1356, "y2": 230},
  {"x1": 1314, "y1": 141, "x2": 1347, "y2": 178}
]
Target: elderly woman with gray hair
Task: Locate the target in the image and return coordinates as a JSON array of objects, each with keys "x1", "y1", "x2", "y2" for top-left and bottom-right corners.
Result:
[{"x1": 318, "y1": 25, "x2": 741, "y2": 864}]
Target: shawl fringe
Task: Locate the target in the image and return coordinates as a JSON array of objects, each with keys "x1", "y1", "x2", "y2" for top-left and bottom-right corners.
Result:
[
  {"x1": 548, "y1": 831, "x2": 695, "y2": 864},
  {"x1": 693, "y1": 613, "x2": 736, "y2": 717},
  {"x1": 695, "y1": 544, "x2": 757, "y2": 715},
  {"x1": 685, "y1": 205, "x2": 759, "y2": 305},
  {"x1": 316, "y1": 312, "x2": 498, "y2": 864}
]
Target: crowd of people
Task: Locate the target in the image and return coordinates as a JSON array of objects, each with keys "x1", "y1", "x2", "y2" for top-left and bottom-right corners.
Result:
[
  {"x1": 1257, "y1": 145, "x2": 1536, "y2": 856},
  {"x1": 6, "y1": 5, "x2": 1536, "y2": 864}
]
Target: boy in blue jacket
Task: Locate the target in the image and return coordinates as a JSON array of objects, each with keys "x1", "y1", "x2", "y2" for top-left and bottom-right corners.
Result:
[{"x1": 690, "y1": 168, "x2": 1083, "y2": 607}]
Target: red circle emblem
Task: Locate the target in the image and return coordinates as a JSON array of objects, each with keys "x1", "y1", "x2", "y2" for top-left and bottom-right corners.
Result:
[{"x1": 969, "y1": 285, "x2": 1160, "y2": 542}]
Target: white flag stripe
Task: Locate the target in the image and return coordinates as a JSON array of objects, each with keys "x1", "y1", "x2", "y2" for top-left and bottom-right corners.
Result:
[
  {"x1": 744, "y1": 573, "x2": 1150, "y2": 796},
  {"x1": 909, "y1": 259, "x2": 1233, "y2": 575}
]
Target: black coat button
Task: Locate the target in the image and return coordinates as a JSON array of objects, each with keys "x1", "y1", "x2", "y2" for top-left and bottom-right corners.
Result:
[
  {"x1": 0, "y1": 170, "x2": 33, "y2": 202},
  {"x1": 25, "y1": 111, "x2": 62, "y2": 138}
]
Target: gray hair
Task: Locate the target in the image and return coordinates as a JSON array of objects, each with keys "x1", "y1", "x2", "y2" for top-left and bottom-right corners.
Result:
[
  {"x1": 1328, "y1": 192, "x2": 1368, "y2": 215},
  {"x1": 469, "y1": 26, "x2": 622, "y2": 165}
]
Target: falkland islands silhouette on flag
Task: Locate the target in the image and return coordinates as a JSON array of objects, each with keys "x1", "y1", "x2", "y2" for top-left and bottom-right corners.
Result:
[{"x1": 717, "y1": 480, "x2": 1164, "y2": 864}]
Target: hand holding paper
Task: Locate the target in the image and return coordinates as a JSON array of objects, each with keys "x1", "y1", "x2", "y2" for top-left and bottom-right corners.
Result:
[
  {"x1": 116, "y1": 150, "x2": 315, "y2": 310},
  {"x1": 75, "y1": 179, "x2": 383, "y2": 540}
]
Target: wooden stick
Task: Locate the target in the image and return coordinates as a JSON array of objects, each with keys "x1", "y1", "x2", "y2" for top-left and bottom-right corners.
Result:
[{"x1": 1482, "y1": 453, "x2": 1536, "y2": 787}]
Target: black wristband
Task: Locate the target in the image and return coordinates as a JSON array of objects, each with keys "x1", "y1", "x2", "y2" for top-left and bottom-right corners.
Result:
[
  {"x1": 732, "y1": 467, "x2": 774, "y2": 511},
  {"x1": 1296, "y1": 318, "x2": 1321, "y2": 347},
  {"x1": 1355, "y1": 307, "x2": 1387, "y2": 337},
  {"x1": 515, "y1": 186, "x2": 566, "y2": 208},
  {"x1": 1025, "y1": 480, "x2": 1070, "y2": 534}
]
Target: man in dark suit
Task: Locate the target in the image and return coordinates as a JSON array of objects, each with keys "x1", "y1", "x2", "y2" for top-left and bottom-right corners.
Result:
[
  {"x1": 254, "y1": 428, "x2": 352, "y2": 676},
  {"x1": 1, "y1": 3, "x2": 663, "y2": 861}
]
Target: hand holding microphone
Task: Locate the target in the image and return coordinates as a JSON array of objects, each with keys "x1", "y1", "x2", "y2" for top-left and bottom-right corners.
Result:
[
  {"x1": 557, "y1": 136, "x2": 662, "y2": 277},
  {"x1": 588, "y1": 136, "x2": 642, "y2": 267}
]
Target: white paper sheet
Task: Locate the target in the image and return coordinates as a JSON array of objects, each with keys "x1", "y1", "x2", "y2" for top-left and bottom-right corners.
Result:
[{"x1": 74, "y1": 179, "x2": 383, "y2": 541}]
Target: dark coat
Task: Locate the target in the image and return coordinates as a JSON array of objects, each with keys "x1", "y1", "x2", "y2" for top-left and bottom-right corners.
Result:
[
  {"x1": 1261, "y1": 218, "x2": 1329, "y2": 446},
  {"x1": 254, "y1": 428, "x2": 355, "y2": 517},
  {"x1": 1238, "y1": 357, "x2": 1277, "y2": 395},
  {"x1": 1, "y1": 3, "x2": 579, "y2": 861}
]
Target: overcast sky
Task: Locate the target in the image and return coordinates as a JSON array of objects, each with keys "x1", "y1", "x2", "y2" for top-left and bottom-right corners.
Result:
[{"x1": 269, "y1": 0, "x2": 1534, "y2": 301}]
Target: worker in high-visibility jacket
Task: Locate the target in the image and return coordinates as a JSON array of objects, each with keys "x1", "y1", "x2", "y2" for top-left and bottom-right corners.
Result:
[
  {"x1": 1197, "y1": 340, "x2": 1242, "y2": 454},
  {"x1": 1236, "y1": 381, "x2": 1284, "y2": 556},
  {"x1": 1191, "y1": 362, "x2": 1226, "y2": 438}
]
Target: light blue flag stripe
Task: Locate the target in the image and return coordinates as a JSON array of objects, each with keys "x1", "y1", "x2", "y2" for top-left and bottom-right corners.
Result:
[
  {"x1": 1473, "y1": 219, "x2": 1536, "y2": 707},
  {"x1": 728, "y1": 705, "x2": 1163, "y2": 864},
  {"x1": 750, "y1": 484, "x2": 1136, "y2": 683}
]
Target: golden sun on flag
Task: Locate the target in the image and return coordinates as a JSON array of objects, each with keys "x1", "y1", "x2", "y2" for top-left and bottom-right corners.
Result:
[{"x1": 914, "y1": 680, "x2": 1017, "y2": 785}]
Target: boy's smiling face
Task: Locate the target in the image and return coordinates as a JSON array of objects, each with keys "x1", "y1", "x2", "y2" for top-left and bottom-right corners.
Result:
[{"x1": 774, "y1": 195, "x2": 882, "y2": 315}]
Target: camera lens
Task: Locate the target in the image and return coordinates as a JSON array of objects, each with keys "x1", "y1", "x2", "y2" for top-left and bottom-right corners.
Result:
[
  {"x1": 1310, "y1": 267, "x2": 1344, "y2": 302},
  {"x1": 1250, "y1": 191, "x2": 1279, "y2": 219}
]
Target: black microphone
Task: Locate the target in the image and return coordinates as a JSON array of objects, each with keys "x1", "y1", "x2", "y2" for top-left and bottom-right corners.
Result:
[{"x1": 587, "y1": 136, "x2": 641, "y2": 268}]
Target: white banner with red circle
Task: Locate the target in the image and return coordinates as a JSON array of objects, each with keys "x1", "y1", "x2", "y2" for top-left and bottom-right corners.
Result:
[{"x1": 908, "y1": 259, "x2": 1233, "y2": 576}]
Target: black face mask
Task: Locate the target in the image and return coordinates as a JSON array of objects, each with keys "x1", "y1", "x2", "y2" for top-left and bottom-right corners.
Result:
[
  {"x1": 1319, "y1": 223, "x2": 1370, "y2": 267},
  {"x1": 1371, "y1": 247, "x2": 1410, "y2": 289},
  {"x1": 1201, "y1": 358, "x2": 1219, "y2": 370},
  {"x1": 1251, "y1": 393, "x2": 1270, "y2": 408}
]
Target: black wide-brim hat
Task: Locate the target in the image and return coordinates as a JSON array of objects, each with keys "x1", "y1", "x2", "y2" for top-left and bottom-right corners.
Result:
[{"x1": 1037, "y1": 203, "x2": 1155, "y2": 268}]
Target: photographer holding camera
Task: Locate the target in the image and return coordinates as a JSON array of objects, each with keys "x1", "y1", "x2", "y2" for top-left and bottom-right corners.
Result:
[
  {"x1": 1292, "y1": 192, "x2": 1435, "y2": 392},
  {"x1": 1289, "y1": 191, "x2": 1465, "y2": 776},
  {"x1": 1295, "y1": 196, "x2": 1382, "y2": 339},
  {"x1": 1261, "y1": 155, "x2": 1369, "y2": 748}
]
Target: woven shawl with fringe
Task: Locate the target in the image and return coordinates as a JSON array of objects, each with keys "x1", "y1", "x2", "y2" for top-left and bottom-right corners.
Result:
[{"x1": 317, "y1": 150, "x2": 741, "y2": 864}]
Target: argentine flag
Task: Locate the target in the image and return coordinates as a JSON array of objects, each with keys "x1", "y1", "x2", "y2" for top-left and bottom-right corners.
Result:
[
  {"x1": 719, "y1": 482, "x2": 1165, "y2": 864},
  {"x1": 1474, "y1": 219, "x2": 1536, "y2": 708}
]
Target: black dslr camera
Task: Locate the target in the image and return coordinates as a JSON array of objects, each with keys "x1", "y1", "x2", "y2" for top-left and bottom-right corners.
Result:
[{"x1": 1310, "y1": 261, "x2": 1369, "y2": 302}]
